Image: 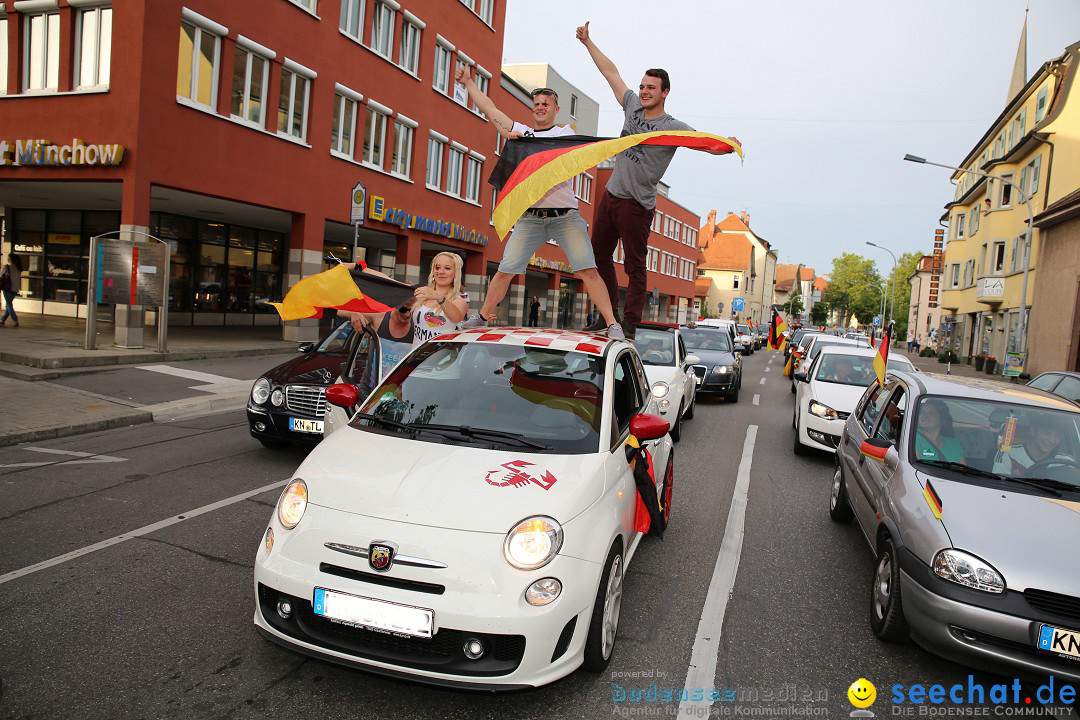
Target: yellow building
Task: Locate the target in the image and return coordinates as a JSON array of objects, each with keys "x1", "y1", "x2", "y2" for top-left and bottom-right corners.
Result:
[
  {"x1": 695, "y1": 211, "x2": 777, "y2": 326},
  {"x1": 938, "y1": 31, "x2": 1080, "y2": 369}
]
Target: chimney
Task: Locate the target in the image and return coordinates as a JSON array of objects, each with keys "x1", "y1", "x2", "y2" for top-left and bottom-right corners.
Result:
[{"x1": 740, "y1": 211, "x2": 750, "y2": 226}]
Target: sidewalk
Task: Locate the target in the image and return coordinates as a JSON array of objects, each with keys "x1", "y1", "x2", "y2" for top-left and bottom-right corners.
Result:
[
  {"x1": 898, "y1": 346, "x2": 1020, "y2": 384},
  {"x1": 0, "y1": 315, "x2": 301, "y2": 447}
]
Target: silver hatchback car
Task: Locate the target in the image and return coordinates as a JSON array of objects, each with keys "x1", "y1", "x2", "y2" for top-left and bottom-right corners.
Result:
[{"x1": 830, "y1": 370, "x2": 1080, "y2": 682}]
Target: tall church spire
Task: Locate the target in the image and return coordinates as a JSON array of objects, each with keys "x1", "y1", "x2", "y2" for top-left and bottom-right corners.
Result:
[{"x1": 1007, "y1": 8, "x2": 1028, "y2": 103}]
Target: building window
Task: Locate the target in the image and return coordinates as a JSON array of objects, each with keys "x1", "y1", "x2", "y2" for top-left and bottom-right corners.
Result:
[
  {"x1": 363, "y1": 102, "x2": 390, "y2": 167},
  {"x1": 999, "y1": 173, "x2": 1013, "y2": 208},
  {"x1": 339, "y1": 0, "x2": 364, "y2": 40},
  {"x1": 289, "y1": 0, "x2": 317, "y2": 13},
  {"x1": 472, "y1": 69, "x2": 490, "y2": 116},
  {"x1": 446, "y1": 144, "x2": 465, "y2": 196},
  {"x1": 495, "y1": 130, "x2": 505, "y2": 156},
  {"x1": 577, "y1": 173, "x2": 593, "y2": 203},
  {"x1": 968, "y1": 204, "x2": 980, "y2": 236},
  {"x1": 177, "y1": 15, "x2": 222, "y2": 108},
  {"x1": 331, "y1": 92, "x2": 358, "y2": 158},
  {"x1": 1035, "y1": 86, "x2": 1049, "y2": 122},
  {"x1": 76, "y1": 6, "x2": 112, "y2": 89},
  {"x1": 427, "y1": 134, "x2": 445, "y2": 188},
  {"x1": 570, "y1": 93, "x2": 578, "y2": 118},
  {"x1": 24, "y1": 11, "x2": 60, "y2": 92},
  {"x1": 278, "y1": 64, "x2": 312, "y2": 141},
  {"x1": 391, "y1": 116, "x2": 416, "y2": 177},
  {"x1": 992, "y1": 241, "x2": 1005, "y2": 274},
  {"x1": 954, "y1": 213, "x2": 965, "y2": 239},
  {"x1": 371, "y1": 1, "x2": 395, "y2": 59},
  {"x1": 465, "y1": 154, "x2": 483, "y2": 203},
  {"x1": 950, "y1": 263, "x2": 960, "y2": 288},
  {"x1": 399, "y1": 13, "x2": 423, "y2": 75},
  {"x1": 1028, "y1": 155, "x2": 1041, "y2": 197},
  {"x1": 733, "y1": 275, "x2": 740, "y2": 289},
  {"x1": 0, "y1": 17, "x2": 8, "y2": 95},
  {"x1": 477, "y1": 0, "x2": 494, "y2": 24},
  {"x1": 433, "y1": 40, "x2": 453, "y2": 94},
  {"x1": 231, "y1": 43, "x2": 270, "y2": 126},
  {"x1": 453, "y1": 57, "x2": 470, "y2": 105},
  {"x1": 652, "y1": 212, "x2": 663, "y2": 233}
]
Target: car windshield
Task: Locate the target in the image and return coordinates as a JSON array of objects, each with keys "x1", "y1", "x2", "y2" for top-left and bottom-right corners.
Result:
[
  {"x1": 682, "y1": 329, "x2": 732, "y2": 353},
  {"x1": 797, "y1": 333, "x2": 822, "y2": 351},
  {"x1": 911, "y1": 396, "x2": 1080, "y2": 492},
  {"x1": 887, "y1": 358, "x2": 914, "y2": 372},
  {"x1": 737, "y1": 324, "x2": 750, "y2": 335},
  {"x1": 814, "y1": 354, "x2": 877, "y2": 386},
  {"x1": 635, "y1": 328, "x2": 676, "y2": 366},
  {"x1": 808, "y1": 338, "x2": 853, "y2": 360},
  {"x1": 317, "y1": 321, "x2": 354, "y2": 353},
  {"x1": 353, "y1": 341, "x2": 605, "y2": 454}
]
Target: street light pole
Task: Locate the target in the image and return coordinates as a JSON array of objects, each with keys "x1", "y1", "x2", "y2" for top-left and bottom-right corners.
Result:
[
  {"x1": 903, "y1": 154, "x2": 1034, "y2": 354},
  {"x1": 866, "y1": 241, "x2": 897, "y2": 327}
]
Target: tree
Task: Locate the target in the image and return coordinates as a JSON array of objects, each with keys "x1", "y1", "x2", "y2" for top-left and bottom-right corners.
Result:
[
  {"x1": 784, "y1": 289, "x2": 804, "y2": 318},
  {"x1": 810, "y1": 300, "x2": 829, "y2": 325},
  {"x1": 823, "y1": 253, "x2": 881, "y2": 328}
]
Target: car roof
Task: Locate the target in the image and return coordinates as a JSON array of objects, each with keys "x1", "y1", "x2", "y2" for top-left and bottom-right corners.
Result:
[
  {"x1": 891, "y1": 370, "x2": 1080, "y2": 413},
  {"x1": 817, "y1": 345, "x2": 877, "y2": 358},
  {"x1": 681, "y1": 324, "x2": 729, "y2": 333},
  {"x1": 637, "y1": 322, "x2": 678, "y2": 332},
  {"x1": 810, "y1": 335, "x2": 867, "y2": 348},
  {"x1": 437, "y1": 327, "x2": 619, "y2": 357}
]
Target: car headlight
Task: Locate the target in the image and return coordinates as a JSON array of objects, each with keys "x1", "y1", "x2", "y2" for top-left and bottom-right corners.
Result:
[
  {"x1": 932, "y1": 549, "x2": 1005, "y2": 594},
  {"x1": 808, "y1": 401, "x2": 839, "y2": 420},
  {"x1": 651, "y1": 381, "x2": 670, "y2": 399},
  {"x1": 270, "y1": 388, "x2": 284, "y2": 406},
  {"x1": 277, "y1": 479, "x2": 308, "y2": 530},
  {"x1": 251, "y1": 378, "x2": 271, "y2": 405},
  {"x1": 714, "y1": 365, "x2": 732, "y2": 374},
  {"x1": 504, "y1": 516, "x2": 563, "y2": 570}
]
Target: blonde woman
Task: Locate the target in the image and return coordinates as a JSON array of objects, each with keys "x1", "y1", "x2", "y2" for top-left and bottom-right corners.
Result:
[{"x1": 410, "y1": 252, "x2": 468, "y2": 348}]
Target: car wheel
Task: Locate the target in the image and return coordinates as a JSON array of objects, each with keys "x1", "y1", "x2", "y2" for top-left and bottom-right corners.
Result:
[
  {"x1": 258, "y1": 438, "x2": 287, "y2": 450},
  {"x1": 870, "y1": 536, "x2": 910, "y2": 642},
  {"x1": 829, "y1": 462, "x2": 854, "y2": 523},
  {"x1": 669, "y1": 404, "x2": 683, "y2": 443},
  {"x1": 727, "y1": 382, "x2": 740, "y2": 403},
  {"x1": 660, "y1": 452, "x2": 675, "y2": 528},
  {"x1": 793, "y1": 416, "x2": 807, "y2": 456},
  {"x1": 684, "y1": 390, "x2": 696, "y2": 420},
  {"x1": 583, "y1": 542, "x2": 625, "y2": 672},
  {"x1": 790, "y1": 380, "x2": 796, "y2": 394}
]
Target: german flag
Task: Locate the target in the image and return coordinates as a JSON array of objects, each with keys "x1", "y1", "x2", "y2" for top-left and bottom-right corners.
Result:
[
  {"x1": 768, "y1": 308, "x2": 788, "y2": 351},
  {"x1": 488, "y1": 131, "x2": 742, "y2": 240},
  {"x1": 922, "y1": 479, "x2": 943, "y2": 520},
  {"x1": 625, "y1": 435, "x2": 664, "y2": 538},
  {"x1": 873, "y1": 320, "x2": 893, "y2": 386},
  {"x1": 267, "y1": 264, "x2": 392, "y2": 321}
]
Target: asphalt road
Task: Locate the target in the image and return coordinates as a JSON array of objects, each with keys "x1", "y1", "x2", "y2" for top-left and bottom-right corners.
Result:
[{"x1": 0, "y1": 349, "x2": 1073, "y2": 720}]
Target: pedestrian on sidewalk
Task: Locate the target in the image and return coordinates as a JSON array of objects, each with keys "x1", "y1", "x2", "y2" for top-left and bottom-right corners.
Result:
[
  {"x1": 0, "y1": 252, "x2": 22, "y2": 328},
  {"x1": 913, "y1": 336, "x2": 922, "y2": 355},
  {"x1": 529, "y1": 296, "x2": 541, "y2": 327},
  {"x1": 452, "y1": 64, "x2": 623, "y2": 339},
  {"x1": 906, "y1": 331, "x2": 914, "y2": 353},
  {"x1": 576, "y1": 21, "x2": 738, "y2": 341}
]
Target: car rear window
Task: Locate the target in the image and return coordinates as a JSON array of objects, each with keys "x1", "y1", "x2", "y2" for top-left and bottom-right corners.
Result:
[{"x1": 635, "y1": 327, "x2": 676, "y2": 366}]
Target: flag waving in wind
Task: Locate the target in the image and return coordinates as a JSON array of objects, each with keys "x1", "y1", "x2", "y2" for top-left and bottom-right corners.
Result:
[
  {"x1": 488, "y1": 131, "x2": 742, "y2": 240},
  {"x1": 768, "y1": 308, "x2": 788, "y2": 351},
  {"x1": 267, "y1": 264, "x2": 393, "y2": 321},
  {"x1": 873, "y1": 321, "x2": 894, "y2": 386}
]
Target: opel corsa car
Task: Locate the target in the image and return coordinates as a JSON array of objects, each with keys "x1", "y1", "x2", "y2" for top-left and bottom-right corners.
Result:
[
  {"x1": 830, "y1": 370, "x2": 1080, "y2": 683},
  {"x1": 253, "y1": 327, "x2": 676, "y2": 689},
  {"x1": 633, "y1": 323, "x2": 699, "y2": 442}
]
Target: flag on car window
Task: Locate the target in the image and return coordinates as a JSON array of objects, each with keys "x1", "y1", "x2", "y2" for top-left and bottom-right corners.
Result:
[
  {"x1": 267, "y1": 264, "x2": 393, "y2": 321},
  {"x1": 873, "y1": 321, "x2": 894, "y2": 386},
  {"x1": 625, "y1": 436, "x2": 664, "y2": 538},
  {"x1": 768, "y1": 308, "x2": 788, "y2": 351},
  {"x1": 488, "y1": 131, "x2": 742, "y2": 240}
]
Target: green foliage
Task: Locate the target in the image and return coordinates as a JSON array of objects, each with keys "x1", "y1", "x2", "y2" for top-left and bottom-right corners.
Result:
[
  {"x1": 784, "y1": 289, "x2": 804, "y2": 318},
  {"x1": 823, "y1": 253, "x2": 882, "y2": 327},
  {"x1": 919, "y1": 347, "x2": 937, "y2": 358},
  {"x1": 937, "y1": 350, "x2": 958, "y2": 363},
  {"x1": 810, "y1": 300, "x2": 829, "y2": 325}
]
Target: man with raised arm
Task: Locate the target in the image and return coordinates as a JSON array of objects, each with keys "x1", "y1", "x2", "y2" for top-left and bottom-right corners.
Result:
[
  {"x1": 453, "y1": 64, "x2": 623, "y2": 339},
  {"x1": 577, "y1": 21, "x2": 735, "y2": 340}
]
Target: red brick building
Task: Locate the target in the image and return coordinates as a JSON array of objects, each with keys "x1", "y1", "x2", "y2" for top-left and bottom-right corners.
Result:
[{"x1": 0, "y1": 0, "x2": 698, "y2": 341}]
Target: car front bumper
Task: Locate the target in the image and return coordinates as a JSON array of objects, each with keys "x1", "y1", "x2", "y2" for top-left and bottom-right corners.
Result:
[
  {"x1": 253, "y1": 504, "x2": 603, "y2": 689},
  {"x1": 799, "y1": 411, "x2": 844, "y2": 452},
  {"x1": 899, "y1": 549, "x2": 1080, "y2": 683},
  {"x1": 248, "y1": 404, "x2": 325, "y2": 445},
  {"x1": 692, "y1": 367, "x2": 737, "y2": 395}
]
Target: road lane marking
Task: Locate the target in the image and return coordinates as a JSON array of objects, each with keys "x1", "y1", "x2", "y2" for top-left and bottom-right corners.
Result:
[
  {"x1": 679, "y1": 425, "x2": 758, "y2": 718},
  {"x1": 136, "y1": 365, "x2": 243, "y2": 385},
  {"x1": 753, "y1": 394, "x2": 760, "y2": 405},
  {"x1": 0, "y1": 479, "x2": 289, "y2": 586},
  {"x1": 759, "y1": 377, "x2": 766, "y2": 384},
  {"x1": 765, "y1": 367, "x2": 771, "y2": 372},
  {"x1": 0, "y1": 447, "x2": 128, "y2": 468}
]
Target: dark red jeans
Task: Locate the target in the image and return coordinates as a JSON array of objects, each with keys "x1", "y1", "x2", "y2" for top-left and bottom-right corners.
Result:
[{"x1": 591, "y1": 190, "x2": 654, "y2": 328}]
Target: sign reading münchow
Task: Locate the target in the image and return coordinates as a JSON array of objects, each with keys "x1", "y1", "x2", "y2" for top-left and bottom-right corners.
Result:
[{"x1": 0, "y1": 138, "x2": 125, "y2": 167}]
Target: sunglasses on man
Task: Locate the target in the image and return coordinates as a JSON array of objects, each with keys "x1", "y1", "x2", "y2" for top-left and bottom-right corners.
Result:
[{"x1": 530, "y1": 88, "x2": 558, "y2": 101}]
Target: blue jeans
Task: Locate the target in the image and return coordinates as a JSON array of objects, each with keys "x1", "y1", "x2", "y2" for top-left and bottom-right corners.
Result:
[
  {"x1": 0, "y1": 289, "x2": 17, "y2": 325},
  {"x1": 498, "y1": 210, "x2": 596, "y2": 274}
]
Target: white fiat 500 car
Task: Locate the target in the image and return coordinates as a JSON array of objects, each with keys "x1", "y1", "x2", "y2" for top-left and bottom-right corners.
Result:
[
  {"x1": 253, "y1": 327, "x2": 675, "y2": 690},
  {"x1": 633, "y1": 323, "x2": 699, "y2": 442},
  {"x1": 793, "y1": 346, "x2": 880, "y2": 454}
]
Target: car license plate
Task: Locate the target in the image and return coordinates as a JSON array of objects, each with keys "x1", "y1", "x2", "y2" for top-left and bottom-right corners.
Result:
[
  {"x1": 289, "y1": 417, "x2": 323, "y2": 434},
  {"x1": 313, "y1": 588, "x2": 433, "y2": 638},
  {"x1": 1037, "y1": 624, "x2": 1080, "y2": 661}
]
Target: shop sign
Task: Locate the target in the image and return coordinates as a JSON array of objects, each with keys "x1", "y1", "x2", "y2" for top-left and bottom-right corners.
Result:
[
  {"x1": 368, "y1": 195, "x2": 489, "y2": 247},
  {"x1": 528, "y1": 255, "x2": 572, "y2": 274},
  {"x1": 14, "y1": 242, "x2": 44, "y2": 254},
  {"x1": 0, "y1": 138, "x2": 124, "y2": 167}
]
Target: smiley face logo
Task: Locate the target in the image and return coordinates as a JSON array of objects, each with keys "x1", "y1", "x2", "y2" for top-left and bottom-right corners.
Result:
[{"x1": 847, "y1": 678, "x2": 876, "y2": 708}]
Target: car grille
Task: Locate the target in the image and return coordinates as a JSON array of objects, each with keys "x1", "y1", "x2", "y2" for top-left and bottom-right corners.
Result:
[
  {"x1": 950, "y1": 625, "x2": 1080, "y2": 673},
  {"x1": 836, "y1": 411, "x2": 851, "y2": 420},
  {"x1": 1024, "y1": 589, "x2": 1080, "y2": 625},
  {"x1": 693, "y1": 366, "x2": 707, "y2": 380},
  {"x1": 258, "y1": 584, "x2": 526, "y2": 676},
  {"x1": 286, "y1": 385, "x2": 327, "y2": 417}
]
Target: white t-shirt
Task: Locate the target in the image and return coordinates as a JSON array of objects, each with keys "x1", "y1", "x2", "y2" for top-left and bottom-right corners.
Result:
[
  {"x1": 411, "y1": 291, "x2": 470, "y2": 348},
  {"x1": 511, "y1": 122, "x2": 578, "y2": 209}
]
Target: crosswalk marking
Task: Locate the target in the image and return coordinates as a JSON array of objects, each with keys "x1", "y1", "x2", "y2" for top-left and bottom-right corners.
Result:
[{"x1": 0, "y1": 447, "x2": 128, "y2": 469}]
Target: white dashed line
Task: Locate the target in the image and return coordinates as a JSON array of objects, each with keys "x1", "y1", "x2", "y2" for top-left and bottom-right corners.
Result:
[
  {"x1": 753, "y1": 394, "x2": 760, "y2": 405},
  {"x1": 765, "y1": 367, "x2": 771, "y2": 372},
  {"x1": 759, "y1": 377, "x2": 766, "y2": 384},
  {"x1": 679, "y1": 425, "x2": 758, "y2": 718}
]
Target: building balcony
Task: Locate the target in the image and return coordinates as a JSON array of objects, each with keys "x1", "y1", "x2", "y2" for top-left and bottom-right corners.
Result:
[{"x1": 976, "y1": 276, "x2": 1006, "y2": 305}]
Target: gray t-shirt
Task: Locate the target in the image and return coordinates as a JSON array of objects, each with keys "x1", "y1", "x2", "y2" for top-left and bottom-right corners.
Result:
[{"x1": 605, "y1": 89, "x2": 694, "y2": 210}]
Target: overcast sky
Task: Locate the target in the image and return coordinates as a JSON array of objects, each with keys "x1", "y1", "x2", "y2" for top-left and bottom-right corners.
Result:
[{"x1": 503, "y1": 0, "x2": 1080, "y2": 278}]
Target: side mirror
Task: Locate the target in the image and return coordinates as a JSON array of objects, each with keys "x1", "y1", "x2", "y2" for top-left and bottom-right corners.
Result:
[
  {"x1": 735, "y1": 344, "x2": 746, "y2": 354},
  {"x1": 793, "y1": 371, "x2": 807, "y2": 383},
  {"x1": 298, "y1": 342, "x2": 315, "y2": 354},
  {"x1": 326, "y1": 383, "x2": 361, "y2": 408},
  {"x1": 630, "y1": 413, "x2": 670, "y2": 441},
  {"x1": 685, "y1": 354, "x2": 701, "y2": 366},
  {"x1": 860, "y1": 438, "x2": 898, "y2": 468}
]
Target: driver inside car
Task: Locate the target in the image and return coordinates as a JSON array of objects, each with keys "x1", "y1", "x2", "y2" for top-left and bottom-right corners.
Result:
[{"x1": 993, "y1": 413, "x2": 1076, "y2": 477}]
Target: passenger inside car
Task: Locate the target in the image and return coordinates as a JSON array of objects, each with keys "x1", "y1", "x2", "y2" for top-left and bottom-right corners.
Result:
[
  {"x1": 914, "y1": 399, "x2": 965, "y2": 464},
  {"x1": 993, "y1": 412, "x2": 1077, "y2": 477}
]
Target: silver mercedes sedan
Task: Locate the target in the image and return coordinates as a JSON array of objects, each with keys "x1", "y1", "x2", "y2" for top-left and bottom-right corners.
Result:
[{"x1": 830, "y1": 370, "x2": 1080, "y2": 682}]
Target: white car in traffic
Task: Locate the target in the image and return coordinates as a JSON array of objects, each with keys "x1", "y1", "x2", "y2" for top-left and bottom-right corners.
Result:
[
  {"x1": 792, "y1": 346, "x2": 880, "y2": 454},
  {"x1": 633, "y1": 323, "x2": 699, "y2": 442},
  {"x1": 253, "y1": 327, "x2": 675, "y2": 689}
]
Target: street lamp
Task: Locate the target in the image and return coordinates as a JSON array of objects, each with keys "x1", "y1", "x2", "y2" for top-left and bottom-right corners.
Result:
[
  {"x1": 903, "y1": 153, "x2": 1034, "y2": 354},
  {"x1": 866, "y1": 241, "x2": 897, "y2": 327}
]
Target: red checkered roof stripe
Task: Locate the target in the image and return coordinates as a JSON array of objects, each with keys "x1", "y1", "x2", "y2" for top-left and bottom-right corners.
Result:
[{"x1": 432, "y1": 326, "x2": 613, "y2": 356}]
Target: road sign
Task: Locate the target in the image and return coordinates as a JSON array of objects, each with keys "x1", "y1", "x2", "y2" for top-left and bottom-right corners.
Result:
[
  {"x1": 350, "y1": 181, "x2": 367, "y2": 226},
  {"x1": 733, "y1": 297, "x2": 745, "y2": 312},
  {"x1": 873, "y1": 315, "x2": 881, "y2": 326}
]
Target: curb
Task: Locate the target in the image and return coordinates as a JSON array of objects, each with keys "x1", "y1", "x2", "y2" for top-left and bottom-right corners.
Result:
[
  {"x1": 149, "y1": 391, "x2": 250, "y2": 422},
  {"x1": 0, "y1": 345, "x2": 298, "y2": 371},
  {"x1": 0, "y1": 411, "x2": 155, "y2": 448}
]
